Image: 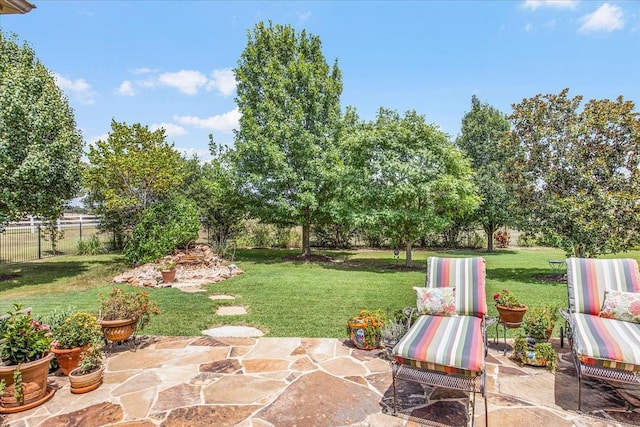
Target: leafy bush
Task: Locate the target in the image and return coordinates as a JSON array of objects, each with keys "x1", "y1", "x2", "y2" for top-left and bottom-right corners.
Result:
[
  {"x1": 493, "y1": 230, "x2": 510, "y2": 248},
  {"x1": 123, "y1": 197, "x2": 200, "y2": 264},
  {"x1": 516, "y1": 232, "x2": 538, "y2": 247},
  {"x1": 77, "y1": 235, "x2": 107, "y2": 255},
  {"x1": 275, "y1": 226, "x2": 301, "y2": 248}
]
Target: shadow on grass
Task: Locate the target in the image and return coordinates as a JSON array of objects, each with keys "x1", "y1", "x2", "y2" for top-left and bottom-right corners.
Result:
[
  {"x1": 0, "y1": 258, "x2": 122, "y2": 293},
  {"x1": 233, "y1": 247, "x2": 525, "y2": 275}
]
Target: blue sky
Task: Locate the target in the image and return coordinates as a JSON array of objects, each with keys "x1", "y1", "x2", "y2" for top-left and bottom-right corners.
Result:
[{"x1": 2, "y1": 0, "x2": 638, "y2": 161}]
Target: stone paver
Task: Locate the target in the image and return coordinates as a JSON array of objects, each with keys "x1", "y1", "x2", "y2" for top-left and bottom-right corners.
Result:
[
  {"x1": 2, "y1": 337, "x2": 639, "y2": 427},
  {"x1": 215, "y1": 305, "x2": 247, "y2": 315},
  {"x1": 202, "y1": 325, "x2": 264, "y2": 337}
]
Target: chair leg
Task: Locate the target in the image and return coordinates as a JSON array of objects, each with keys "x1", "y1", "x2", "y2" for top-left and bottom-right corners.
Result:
[
  {"x1": 392, "y1": 366, "x2": 398, "y2": 415},
  {"x1": 577, "y1": 373, "x2": 582, "y2": 412}
]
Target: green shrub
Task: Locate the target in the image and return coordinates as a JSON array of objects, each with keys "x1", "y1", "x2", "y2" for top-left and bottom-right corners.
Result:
[
  {"x1": 123, "y1": 197, "x2": 200, "y2": 264},
  {"x1": 77, "y1": 235, "x2": 107, "y2": 255}
]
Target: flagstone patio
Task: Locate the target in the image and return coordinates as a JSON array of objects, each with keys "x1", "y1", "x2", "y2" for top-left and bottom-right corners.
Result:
[{"x1": 1, "y1": 336, "x2": 639, "y2": 427}]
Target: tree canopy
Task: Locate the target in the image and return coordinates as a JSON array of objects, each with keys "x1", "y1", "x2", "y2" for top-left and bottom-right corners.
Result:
[
  {"x1": 456, "y1": 95, "x2": 512, "y2": 252},
  {"x1": 503, "y1": 88, "x2": 640, "y2": 257},
  {"x1": 233, "y1": 21, "x2": 343, "y2": 256},
  {"x1": 84, "y1": 120, "x2": 186, "y2": 248},
  {"x1": 0, "y1": 31, "x2": 83, "y2": 224},
  {"x1": 342, "y1": 108, "x2": 479, "y2": 267}
]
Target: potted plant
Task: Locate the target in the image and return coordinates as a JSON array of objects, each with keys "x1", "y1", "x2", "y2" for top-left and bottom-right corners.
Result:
[
  {"x1": 50, "y1": 312, "x2": 102, "y2": 375},
  {"x1": 513, "y1": 305, "x2": 559, "y2": 371},
  {"x1": 68, "y1": 338, "x2": 105, "y2": 394},
  {"x1": 156, "y1": 256, "x2": 178, "y2": 283},
  {"x1": 346, "y1": 310, "x2": 385, "y2": 350},
  {"x1": 493, "y1": 289, "x2": 528, "y2": 326},
  {"x1": 0, "y1": 304, "x2": 55, "y2": 413},
  {"x1": 513, "y1": 337, "x2": 558, "y2": 371},
  {"x1": 98, "y1": 287, "x2": 160, "y2": 342},
  {"x1": 521, "y1": 305, "x2": 559, "y2": 342}
]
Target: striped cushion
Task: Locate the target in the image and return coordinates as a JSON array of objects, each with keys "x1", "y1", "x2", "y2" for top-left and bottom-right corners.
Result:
[
  {"x1": 567, "y1": 258, "x2": 640, "y2": 315},
  {"x1": 393, "y1": 314, "x2": 485, "y2": 376},
  {"x1": 426, "y1": 257, "x2": 487, "y2": 317},
  {"x1": 572, "y1": 312, "x2": 640, "y2": 372}
]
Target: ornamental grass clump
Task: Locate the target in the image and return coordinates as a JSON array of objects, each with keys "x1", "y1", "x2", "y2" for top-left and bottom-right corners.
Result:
[
  {"x1": 493, "y1": 289, "x2": 525, "y2": 308},
  {"x1": 0, "y1": 304, "x2": 53, "y2": 365},
  {"x1": 98, "y1": 287, "x2": 160, "y2": 331},
  {"x1": 52, "y1": 312, "x2": 102, "y2": 350}
]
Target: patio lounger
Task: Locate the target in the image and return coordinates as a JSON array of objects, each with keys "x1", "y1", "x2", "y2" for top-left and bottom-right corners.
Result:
[
  {"x1": 561, "y1": 257, "x2": 640, "y2": 411},
  {"x1": 391, "y1": 256, "x2": 492, "y2": 426}
]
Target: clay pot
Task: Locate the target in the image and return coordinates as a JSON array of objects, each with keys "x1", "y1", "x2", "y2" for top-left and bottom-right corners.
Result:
[
  {"x1": 0, "y1": 352, "x2": 55, "y2": 412},
  {"x1": 496, "y1": 305, "x2": 528, "y2": 326},
  {"x1": 51, "y1": 345, "x2": 88, "y2": 376},
  {"x1": 99, "y1": 318, "x2": 138, "y2": 342},
  {"x1": 69, "y1": 364, "x2": 104, "y2": 394},
  {"x1": 160, "y1": 269, "x2": 176, "y2": 283}
]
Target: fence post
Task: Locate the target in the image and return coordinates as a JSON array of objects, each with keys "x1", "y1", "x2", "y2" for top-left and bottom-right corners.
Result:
[
  {"x1": 79, "y1": 215, "x2": 83, "y2": 241},
  {"x1": 37, "y1": 224, "x2": 42, "y2": 259}
]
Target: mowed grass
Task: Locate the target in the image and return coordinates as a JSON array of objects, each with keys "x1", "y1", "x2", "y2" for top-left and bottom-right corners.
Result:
[{"x1": 1, "y1": 248, "x2": 639, "y2": 338}]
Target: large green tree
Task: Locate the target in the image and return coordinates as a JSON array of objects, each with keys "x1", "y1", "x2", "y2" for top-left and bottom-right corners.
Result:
[
  {"x1": 343, "y1": 108, "x2": 479, "y2": 267},
  {"x1": 233, "y1": 21, "x2": 343, "y2": 256},
  {"x1": 503, "y1": 88, "x2": 640, "y2": 258},
  {"x1": 456, "y1": 95, "x2": 512, "y2": 252},
  {"x1": 84, "y1": 120, "x2": 186, "y2": 248},
  {"x1": 0, "y1": 32, "x2": 83, "y2": 224}
]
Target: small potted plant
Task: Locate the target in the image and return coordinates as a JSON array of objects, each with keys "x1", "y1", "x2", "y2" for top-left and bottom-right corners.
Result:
[
  {"x1": 346, "y1": 310, "x2": 385, "y2": 350},
  {"x1": 513, "y1": 305, "x2": 559, "y2": 371},
  {"x1": 156, "y1": 256, "x2": 178, "y2": 283},
  {"x1": 51, "y1": 312, "x2": 103, "y2": 375},
  {"x1": 513, "y1": 337, "x2": 558, "y2": 371},
  {"x1": 493, "y1": 289, "x2": 528, "y2": 326},
  {"x1": 98, "y1": 287, "x2": 160, "y2": 342},
  {"x1": 68, "y1": 337, "x2": 105, "y2": 394},
  {"x1": 0, "y1": 304, "x2": 55, "y2": 412}
]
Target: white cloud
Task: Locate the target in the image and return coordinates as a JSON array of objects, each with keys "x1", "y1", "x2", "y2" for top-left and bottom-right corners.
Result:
[
  {"x1": 149, "y1": 122, "x2": 187, "y2": 137},
  {"x1": 206, "y1": 68, "x2": 236, "y2": 97},
  {"x1": 579, "y1": 3, "x2": 625, "y2": 33},
  {"x1": 524, "y1": 22, "x2": 533, "y2": 31},
  {"x1": 115, "y1": 80, "x2": 135, "y2": 96},
  {"x1": 523, "y1": 0, "x2": 578, "y2": 11},
  {"x1": 174, "y1": 108, "x2": 241, "y2": 132},
  {"x1": 53, "y1": 73, "x2": 96, "y2": 105},
  {"x1": 297, "y1": 10, "x2": 312, "y2": 22},
  {"x1": 132, "y1": 67, "x2": 154, "y2": 74},
  {"x1": 158, "y1": 70, "x2": 208, "y2": 95}
]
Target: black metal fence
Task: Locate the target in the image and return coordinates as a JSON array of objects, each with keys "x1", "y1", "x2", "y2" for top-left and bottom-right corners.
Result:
[{"x1": 0, "y1": 215, "x2": 109, "y2": 264}]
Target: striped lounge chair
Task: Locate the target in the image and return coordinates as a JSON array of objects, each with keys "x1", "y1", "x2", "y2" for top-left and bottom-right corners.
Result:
[
  {"x1": 562, "y1": 257, "x2": 640, "y2": 411},
  {"x1": 391, "y1": 257, "x2": 491, "y2": 426}
]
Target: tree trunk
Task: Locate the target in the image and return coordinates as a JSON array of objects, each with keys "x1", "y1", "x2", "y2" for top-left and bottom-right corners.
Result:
[
  {"x1": 302, "y1": 222, "x2": 311, "y2": 256},
  {"x1": 484, "y1": 222, "x2": 497, "y2": 253},
  {"x1": 405, "y1": 240, "x2": 413, "y2": 268}
]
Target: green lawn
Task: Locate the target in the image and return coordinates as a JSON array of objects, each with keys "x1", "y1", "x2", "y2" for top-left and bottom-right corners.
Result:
[{"x1": 1, "y1": 248, "x2": 639, "y2": 338}]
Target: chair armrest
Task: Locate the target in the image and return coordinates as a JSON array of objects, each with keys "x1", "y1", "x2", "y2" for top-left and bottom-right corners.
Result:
[
  {"x1": 485, "y1": 315, "x2": 498, "y2": 328},
  {"x1": 559, "y1": 307, "x2": 571, "y2": 323},
  {"x1": 402, "y1": 307, "x2": 417, "y2": 329}
]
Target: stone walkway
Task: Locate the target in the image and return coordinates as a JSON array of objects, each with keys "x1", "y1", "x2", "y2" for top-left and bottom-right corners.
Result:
[{"x1": 2, "y1": 337, "x2": 639, "y2": 427}]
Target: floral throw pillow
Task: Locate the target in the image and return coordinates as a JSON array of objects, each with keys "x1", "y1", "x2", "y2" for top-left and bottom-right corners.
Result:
[
  {"x1": 599, "y1": 290, "x2": 640, "y2": 323},
  {"x1": 414, "y1": 286, "x2": 456, "y2": 316}
]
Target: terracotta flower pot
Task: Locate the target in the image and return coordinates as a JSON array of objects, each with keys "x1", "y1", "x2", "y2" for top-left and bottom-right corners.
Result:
[
  {"x1": 0, "y1": 352, "x2": 55, "y2": 412},
  {"x1": 496, "y1": 304, "x2": 528, "y2": 326},
  {"x1": 160, "y1": 269, "x2": 176, "y2": 283},
  {"x1": 51, "y1": 345, "x2": 89, "y2": 376},
  {"x1": 99, "y1": 318, "x2": 138, "y2": 342},
  {"x1": 69, "y1": 365, "x2": 104, "y2": 394}
]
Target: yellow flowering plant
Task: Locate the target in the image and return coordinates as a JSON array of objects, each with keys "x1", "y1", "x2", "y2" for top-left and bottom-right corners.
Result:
[{"x1": 51, "y1": 312, "x2": 102, "y2": 350}]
